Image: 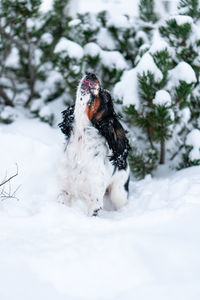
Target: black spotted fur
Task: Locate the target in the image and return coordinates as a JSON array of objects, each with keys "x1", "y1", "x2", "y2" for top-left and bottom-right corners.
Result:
[
  {"x1": 58, "y1": 90, "x2": 130, "y2": 170},
  {"x1": 58, "y1": 105, "x2": 74, "y2": 140},
  {"x1": 91, "y1": 89, "x2": 130, "y2": 170}
]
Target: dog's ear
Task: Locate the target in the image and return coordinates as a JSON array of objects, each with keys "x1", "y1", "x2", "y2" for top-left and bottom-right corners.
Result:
[
  {"x1": 92, "y1": 90, "x2": 130, "y2": 170},
  {"x1": 58, "y1": 105, "x2": 75, "y2": 139},
  {"x1": 100, "y1": 117, "x2": 130, "y2": 170}
]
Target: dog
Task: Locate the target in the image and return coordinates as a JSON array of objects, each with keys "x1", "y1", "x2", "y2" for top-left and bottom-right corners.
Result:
[{"x1": 58, "y1": 73, "x2": 130, "y2": 216}]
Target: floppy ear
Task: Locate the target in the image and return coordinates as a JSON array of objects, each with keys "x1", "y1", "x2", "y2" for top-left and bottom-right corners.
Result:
[
  {"x1": 58, "y1": 105, "x2": 75, "y2": 139},
  {"x1": 99, "y1": 116, "x2": 130, "y2": 170},
  {"x1": 91, "y1": 90, "x2": 130, "y2": 170}
]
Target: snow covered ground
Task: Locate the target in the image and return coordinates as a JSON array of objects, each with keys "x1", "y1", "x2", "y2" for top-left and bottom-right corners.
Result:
[{"x1": 0, "y1": 116, "x2": 200, "y2": 300}]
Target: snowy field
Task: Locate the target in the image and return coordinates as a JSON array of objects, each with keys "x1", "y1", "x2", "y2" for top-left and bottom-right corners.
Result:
[{"x1": 0, "y1": 116, "x2": 200, "y2": 300}]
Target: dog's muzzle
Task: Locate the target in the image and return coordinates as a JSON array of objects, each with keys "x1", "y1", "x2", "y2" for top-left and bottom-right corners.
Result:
[{"x1": 80, "y1": 73, "x2": 100, "y2": 96}]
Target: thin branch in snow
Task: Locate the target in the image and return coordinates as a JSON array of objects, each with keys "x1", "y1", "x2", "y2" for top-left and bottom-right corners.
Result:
[
  {"x1": 0, "y1": 164, "x2": 20, "y2": 201},
  {"x1": 0, "y1": 164, "x2": 18, "y2": 187}
]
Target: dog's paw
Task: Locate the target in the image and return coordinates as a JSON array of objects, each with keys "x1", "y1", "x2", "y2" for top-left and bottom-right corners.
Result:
[
  {"x1": 92, "y1": 207, "x2": 102, "y2": 217},
  {"x1": 88, "y1": 206, "x2": 102, "y2": 217},
  {"x1": 58, "y1": 191, "x2": 72, "y2": 206}
]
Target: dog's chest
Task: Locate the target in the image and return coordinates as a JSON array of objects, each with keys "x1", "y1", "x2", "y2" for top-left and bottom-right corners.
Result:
[{"x1": 65, "y1": 123, "x2": 109, "y2": 172}]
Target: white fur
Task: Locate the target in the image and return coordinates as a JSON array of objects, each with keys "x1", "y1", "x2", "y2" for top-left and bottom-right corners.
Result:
[{"x1": 59, "y1": 78, "x2": 129, "y2": 216}]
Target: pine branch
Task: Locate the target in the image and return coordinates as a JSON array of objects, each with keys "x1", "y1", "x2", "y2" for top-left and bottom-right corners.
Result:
[{"x1": 0, "y1": 25, "x2": 26, "y2": 53}]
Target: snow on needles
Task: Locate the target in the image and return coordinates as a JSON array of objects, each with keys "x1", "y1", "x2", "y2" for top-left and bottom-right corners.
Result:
[
  {"x1": 137, "y1": 52, "x2": 163, "y2": 81},
  {"x1": 107, "y1": 14, "x2": 131, "y2": 29},
  {"x1": 114, "y1": 52, "x2": 163, "y2": 108},
  {"x1": 168, "y1": 61, "x2": 196, "y2": 86},
  {"x1": 153, "y1": 90, "x2": 172, "y2": 106},
  {"x1": 186, "y1": 129, "x2": 200, "y2": 161},
  {"x1": 149, "y1": 30, "x2": 172, "y2": 55},
  {"x1": 101, "y1": 50, "x2": 128, "y2": 70},
  {"x1": 54, "y1": 37, "x2": 84, "y2": 59},
  {"x1": 114, "y1": 68, "x2": 139, "y2": 108},
  {"x1": 84, "y1": 42, "x2": 101, "y2": 57},
  {"x1": 84, "y1": 42, "x2": 128, "y2": 70},
  {"x1": 169, "y1": 15, "x2": 193, "y2": 26}
]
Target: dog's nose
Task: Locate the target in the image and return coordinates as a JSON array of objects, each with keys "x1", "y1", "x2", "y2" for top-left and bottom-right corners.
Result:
[{"x1": 85, "y1": 73, "x2": 97, "y2": 81}]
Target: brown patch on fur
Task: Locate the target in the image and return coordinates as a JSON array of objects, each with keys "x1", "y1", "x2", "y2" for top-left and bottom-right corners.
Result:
[
  {"x1": 95, "y1": 109, "x2": 105, "y2": 121},
  {"x1": 85, "y1": 96, "x2": 101, "y2": 121},
  {"x1": 116, "y1": 129, "x2": 125, "y2": 138}
]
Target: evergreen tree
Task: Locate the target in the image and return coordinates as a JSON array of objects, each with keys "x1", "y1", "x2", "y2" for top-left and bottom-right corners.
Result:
[
  {"x1": 107, "y1": 15, "x2": 137, "y2": 67},
  {"x1": 0, "y1": 0, "x2": 42, "y2": 107},
  {"x1": 121, "y1": 8, "x2": 199, "y2": 177},
  {"x1": 178, "y1": 0, "x2": 200, "y2": 21},
  {"x1": 0, "y1": 0, "x2": 70, "y2": 123},
  {"x1": 139, "y1": 0, "x2": 159, "y2": 23}
]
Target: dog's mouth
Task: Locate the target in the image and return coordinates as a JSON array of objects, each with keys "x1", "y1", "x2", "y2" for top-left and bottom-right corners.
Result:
[{"x1": 81, "y1": 73, "x2": 100, "y2": 96}]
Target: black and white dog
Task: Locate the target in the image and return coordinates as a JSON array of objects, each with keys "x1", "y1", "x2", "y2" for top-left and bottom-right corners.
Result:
[{"x1": 59, "y1": 73, "x2": 130, "y2": 216}]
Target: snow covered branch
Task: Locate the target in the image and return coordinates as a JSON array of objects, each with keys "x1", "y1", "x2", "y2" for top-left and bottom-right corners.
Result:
[{"x1": 0, "y1": 25, "x2": 26, "y2": 53}]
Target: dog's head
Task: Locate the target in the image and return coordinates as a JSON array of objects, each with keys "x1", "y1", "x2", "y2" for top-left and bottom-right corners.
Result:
[
  {"x1": 80, "y1": 73, "x2": 100, "y2": 97},
  {"x1": 76, "y1": 73, "x2": 102, "y2": 120}
]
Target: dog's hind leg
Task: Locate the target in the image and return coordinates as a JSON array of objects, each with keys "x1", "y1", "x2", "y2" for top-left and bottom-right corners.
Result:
[{"x1": 109, "y1": 170, "x2": 130, "y2": 210}]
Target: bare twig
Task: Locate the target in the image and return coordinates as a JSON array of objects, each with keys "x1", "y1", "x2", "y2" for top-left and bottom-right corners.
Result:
[
  {"x1": 0, "y1": 164, "x2": 18, "y2": 187},
  {"x1": 0, "y1": 164, "x2": 20, "y2": 201},
  {"x1": 0, "y1": 183, "x2": 20, "y2": 201}
]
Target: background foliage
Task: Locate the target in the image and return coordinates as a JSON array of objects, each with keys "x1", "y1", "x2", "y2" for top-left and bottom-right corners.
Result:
[{"x1": 0, "y1": 0, "x2": 199, "y2": 178}]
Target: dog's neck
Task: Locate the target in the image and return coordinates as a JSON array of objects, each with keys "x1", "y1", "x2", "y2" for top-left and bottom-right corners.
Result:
[{"x1": 74, "y1": 93, "x2": 91, "y2": 132}]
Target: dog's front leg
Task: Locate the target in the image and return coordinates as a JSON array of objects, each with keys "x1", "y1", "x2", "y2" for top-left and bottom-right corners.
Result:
[
  {"x1": 58, "y1": 190, "x2": 73, "y2": 206},
  {"x1": 87, "y1": 195, "x2": 103, "y2": 217}
]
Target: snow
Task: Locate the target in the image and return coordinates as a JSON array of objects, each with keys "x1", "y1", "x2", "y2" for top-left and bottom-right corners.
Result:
[
  {"x1": 0, "y1": 106, "x2": 17, "y2": 122},
  {"x1": 181, "y1": 107, "x2": 191, "y2": 124},
  {"x1": 0, "y1": 115, "x2": 200, "y2": 300},
  {"x1": 78, "y1": 0, "x2": 179, "y2": 17},
  {"x1": 114, "y1": 52, "x2": 163, "y2": 108},
  {"x1": 153, "y1": 90, "x2": 172, "y2": 106},
  {"x1": 107, "y1": 14, "x2": 131, "y2": 28},
  {"x1": 137, "y1": 52, "x2": 163, "y2": 82},
  {"x1": 39, "y1": 70, "x2": 64, "y2": 101},
  {"x1": 78, "y1": 0, "x2": 139, "y2": 16},
  {"x1": 168, "y1": 61, "x2": 197, "y2": 86},
  {"x1": 5, "y1": 47, "x2": 19, "y2": 67},
  {"x1": 40, "y1": 0, "x2": 54, "y2": 13},
  {"x1": 30, "y1": 99, "x2": 43, "y2": 113},
  {"x1": 68, "y1": 19, "x2": 81, "y2": 27},
  {"x1": 135, "y1": 31, "x2": 149, "y2": 45},
  {"x1": 39, "y1": 106, "x2": 52, "y2": 119},
  {"x1": 84, "y1": 42, "x2": 101, "y2": 57},
  {"x1": 114, "y1": 68, "x2": 139, "y2": 108},
  {"x1": 149, "y1": 31, "x2": 171, "y2": 55},
  {"x1": 41, "y1": 32, "x2": 53, "y2": 44},
  {"x1": 169, "y1": 15, "x2": 193, "y2": 26},
  {"x1": 186, "y1": 129, "x2": 200, "y2": 161},
  {"x1": 100, "y1": 50, "x2": 128, "y2": 70},
  {"x1": 96, "y1": 28, "x2": 116, "y2": 50},
  {"x1": 54, "y1": 38, "x2": 84, "y2": 59}
]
